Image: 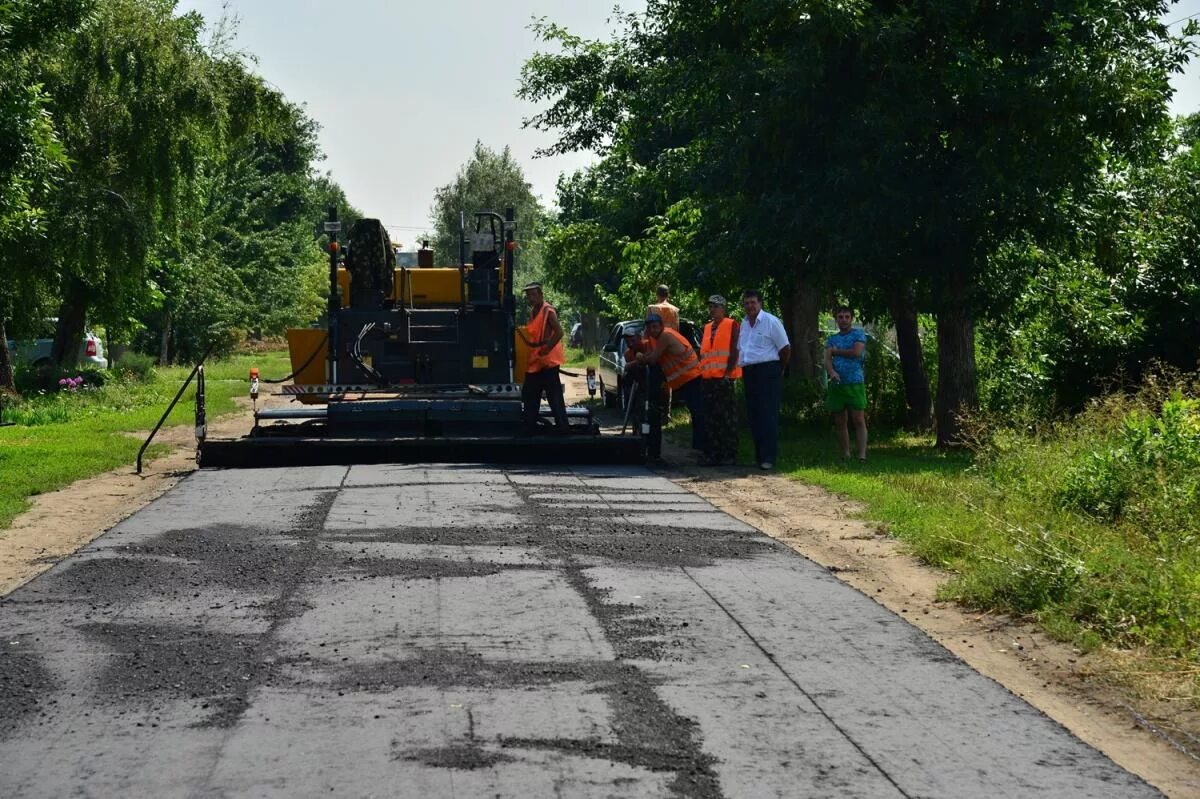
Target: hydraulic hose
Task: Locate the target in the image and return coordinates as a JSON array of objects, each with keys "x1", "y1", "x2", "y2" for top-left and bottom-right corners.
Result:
[{"x1": 262, "y1": 334, "x2": 328, "y2": 384}]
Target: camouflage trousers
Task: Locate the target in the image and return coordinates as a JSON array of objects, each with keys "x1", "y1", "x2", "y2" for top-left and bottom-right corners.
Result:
[{"x1": 702, "y1": 378, "x2": 738, "y2": 462}]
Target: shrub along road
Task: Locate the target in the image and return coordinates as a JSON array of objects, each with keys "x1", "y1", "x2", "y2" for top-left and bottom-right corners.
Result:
[{"x1": 0, "y1": 463, "x2": 1160, "y2": 796}]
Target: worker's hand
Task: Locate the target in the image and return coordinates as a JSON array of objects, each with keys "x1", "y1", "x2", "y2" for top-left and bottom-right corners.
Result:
[
  {"x1": 827, "y1": 368, "x2": 841, "y2": 383},
  {"x1": 538, "y1": 343, "x2": 554, "y2": 356}
]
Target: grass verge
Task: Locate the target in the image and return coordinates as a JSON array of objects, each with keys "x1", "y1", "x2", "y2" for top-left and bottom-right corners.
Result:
[
  {"x1": 563, "y1": 346, "x2": 594, "y2": 368},
  {"x1": 0, "y1": 350, "x2": 290, "y2": 530}
]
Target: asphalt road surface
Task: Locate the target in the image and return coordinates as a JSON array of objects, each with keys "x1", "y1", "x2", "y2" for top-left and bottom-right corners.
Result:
[{"x1": 0, "y1": 465, "x2": 1158, "y2": 797}]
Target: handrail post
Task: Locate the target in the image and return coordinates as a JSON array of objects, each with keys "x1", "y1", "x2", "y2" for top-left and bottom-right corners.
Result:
[{"x1": 136, "y1": 343, "x2": 215, "y2": 475}]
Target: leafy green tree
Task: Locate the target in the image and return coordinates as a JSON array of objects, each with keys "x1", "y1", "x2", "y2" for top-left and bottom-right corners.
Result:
[
  {"x1": 154, "y1": 71, "x2": 335, "y2": 362},
  {"x1": 0, "y1": 0, "x2": 91, "y2": 389},
  {"x1": 523, "y1": 1, "x2": 1193, "y2": 444},
  {"x1": 31, "y1": 0, "x2": 223, "y2": 367},
  {"x1": 979, "y1": 113, "x2": 1200, "y2": 415},
  {"x1": 430, "y1": 141, "x2": 546, "y2": 300}
]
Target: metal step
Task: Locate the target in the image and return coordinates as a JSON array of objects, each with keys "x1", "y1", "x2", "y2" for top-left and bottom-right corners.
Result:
[
  {"x1": 198, "y1": 434, "x2": 645, "y2": 468},
  {"x1": 406, "y1": 308, "x2": 459, "y2": 344}
]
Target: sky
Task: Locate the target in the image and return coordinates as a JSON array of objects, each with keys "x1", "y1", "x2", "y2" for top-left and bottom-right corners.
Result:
[{"x1": 177, "y1": 0, "x2": 1200, "y2": 241}]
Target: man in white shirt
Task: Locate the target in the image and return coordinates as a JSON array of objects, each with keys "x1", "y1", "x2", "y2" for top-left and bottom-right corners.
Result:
[{"x1": 739, "y1": 290, "x2": 791, "y2": 469}]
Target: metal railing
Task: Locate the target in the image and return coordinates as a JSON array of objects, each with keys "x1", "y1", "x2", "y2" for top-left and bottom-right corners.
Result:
[{"x1": 136, "y1": 344, "x2": 214, "y2": 474}]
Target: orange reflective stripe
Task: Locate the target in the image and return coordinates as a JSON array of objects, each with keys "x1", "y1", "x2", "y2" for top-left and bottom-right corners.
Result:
[
  {"x1": 700, "y1": 319, "x2": 742, "y2": 379},
  {"x1": 659, "y1": 328, "x2": 701, "y2": 389},
  {"x1": 526, "y1": 303, "x2": 565, "y2": 373}
]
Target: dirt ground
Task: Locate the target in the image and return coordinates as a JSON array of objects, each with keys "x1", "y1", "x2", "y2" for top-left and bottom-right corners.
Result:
[{"x1": 2, "y1": 372, "x2": 1198, "y2": 796}]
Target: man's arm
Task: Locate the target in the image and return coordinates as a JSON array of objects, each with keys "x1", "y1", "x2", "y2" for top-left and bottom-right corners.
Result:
[
  {"x1": 772, "y1": 318, "x2": 791, "y2": 366},
  {"x1": 829, "y1": 342, "x2": 866, "y2": 359},
  {"x1": 824, "y1": 344, "x2": 839, "y2": 381},
  {"x1": 635, "y1": 335, "x2": 673, "y2": 365},
  {"x1": 726, "y1": 322, "x2": 740, "y2": 377},
  {"x1": 539, "y1": 310, "x2": 563, "y2": 355}
]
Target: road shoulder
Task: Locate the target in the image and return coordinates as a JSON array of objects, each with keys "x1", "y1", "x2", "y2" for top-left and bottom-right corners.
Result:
[{"x1": 661, "y1": 454, "x2": 1200, "y2": 798}]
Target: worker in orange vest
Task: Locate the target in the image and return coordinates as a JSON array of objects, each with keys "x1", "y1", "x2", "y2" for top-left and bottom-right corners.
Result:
[
  {"x1": 698, "y1": 294, "x2": 742, "y2": 466},
  {"x1": 518, "y1": 282, "x2": 570, "y2": 435},
  {"x1": 646, "y1": 284, "x2": 680, "y2": 330},
  {"x1": 632, "y1": 313, "x2": 705, "y2": 460}
]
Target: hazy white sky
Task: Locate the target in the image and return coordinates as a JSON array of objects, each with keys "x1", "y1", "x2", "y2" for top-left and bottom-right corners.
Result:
[{"x1": 178, "y1": 0, "x2": 1199, "y2": 239}]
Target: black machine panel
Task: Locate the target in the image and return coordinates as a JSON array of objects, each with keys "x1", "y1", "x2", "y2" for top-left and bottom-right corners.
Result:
[{"x1": 334, "y1": 214, "x2": 516, "y2": 387}]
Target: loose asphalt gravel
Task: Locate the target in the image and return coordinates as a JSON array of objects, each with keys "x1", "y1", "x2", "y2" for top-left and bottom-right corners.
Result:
[{"x1": 0, "y1": 464, "x2": 1161, "y2": 797}]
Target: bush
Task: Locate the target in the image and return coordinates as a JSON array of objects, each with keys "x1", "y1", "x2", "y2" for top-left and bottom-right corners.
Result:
[
  {"x1": 12, "y1": 362, "x2": 107, "y2": 393},
  {"x1": 864, "y1": 335, "x2": 907, "y2": 428},
  {"x1": 968, "y1": 375, "x2": 1200, "y2": 656},
  {"x1": 114, "y1": 351, "x2": 158, "y2": 382},
  {"x1": 1055, "y1": 392, "x2": 1200, "y2": 528},
  {"x1": 780, "y1": 376, "x2": 826, "y2": 426}
]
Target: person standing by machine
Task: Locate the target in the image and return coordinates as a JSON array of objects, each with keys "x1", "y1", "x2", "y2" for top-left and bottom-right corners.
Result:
[
  {"x1": 699, "y1": 295, "x2": 741, "y2": 466},
  {"x1": 518, "y1": 282, "x2": 570, "y2": 435}
]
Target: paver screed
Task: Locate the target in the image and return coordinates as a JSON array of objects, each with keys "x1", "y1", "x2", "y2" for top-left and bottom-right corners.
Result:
[{"x1": 0, "y1": 464, "x2": 1159, "y2": 797}]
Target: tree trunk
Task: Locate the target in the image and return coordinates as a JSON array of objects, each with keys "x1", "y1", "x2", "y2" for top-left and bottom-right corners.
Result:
[
  {"x1": 51, "y1": 279, "x2": 89, "y2": 368},
  {"x1": 780, "y1": 270, "x2": 821, "y2": 379},
  {"x1": 159, "y1": 311, "x2": 172, "y2": 366},
  {"x1": 887, "y1": 283, "x2": 933, "y2": 431},
  {"x1": 581, "y1": 311, "x2": 602, "y2": 352},
  {"x1": 935, "y1": 289, "x2": 978, "y2": 448},
  {"x1": 0, "y1": 318, "x2": 14, "y2": 392}
]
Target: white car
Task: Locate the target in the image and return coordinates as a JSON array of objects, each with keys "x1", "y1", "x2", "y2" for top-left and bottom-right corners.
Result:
[{"x1": 5, "y1": 320, "x2": 109, "y2": 369}]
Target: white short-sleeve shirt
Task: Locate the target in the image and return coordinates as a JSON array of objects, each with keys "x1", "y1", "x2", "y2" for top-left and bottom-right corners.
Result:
[{"x1": 739, "y1": 310, "x2": 790, "y2": 366}]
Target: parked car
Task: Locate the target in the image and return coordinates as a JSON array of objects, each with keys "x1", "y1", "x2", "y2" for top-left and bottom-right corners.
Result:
[
  {"x1": 597, "y1": 318, "x2": 701, "y2": 409},
  {"x1": 5, "y1": 319, "x2": 109, "y2": 369}
]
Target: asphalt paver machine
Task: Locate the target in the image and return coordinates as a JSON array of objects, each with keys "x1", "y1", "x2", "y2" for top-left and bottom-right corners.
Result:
[{"x1": 195, "y1": 207, "x2": 643, "y2": 467}]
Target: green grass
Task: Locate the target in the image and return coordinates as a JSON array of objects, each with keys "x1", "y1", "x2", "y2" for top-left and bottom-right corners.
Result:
[
  {"x1": 562, "y1": 346, "x2": 595, "y2": 368},
  {"x1": 766, "y1": 421, "x2": 1199, "y2": 670},
  {"x1": 0, "y1": 350, "x2": 290, "y2": 530}
]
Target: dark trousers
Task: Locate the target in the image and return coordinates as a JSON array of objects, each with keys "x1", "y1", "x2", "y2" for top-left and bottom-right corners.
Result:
[
  {"x1": 743, "y1": 361, "x2": 783, "y2": 464},
  {"x1": 646, "y1": 372, "x2": 704, "y2": 457},
  {"x1": 702, "y1": 378, "x2": 738, "y2": 462},
  {"x1": 522, "y1": 366, "x2": 569, "y2": 433},
  {"x1": 678, "y1": 378, "x2": 705, "y2": 450}
]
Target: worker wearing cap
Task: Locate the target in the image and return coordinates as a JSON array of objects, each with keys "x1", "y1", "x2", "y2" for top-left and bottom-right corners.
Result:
[
  {"x1": 517, "y1": 282, "x2": 570, "y2": 435},
  {"x1": 646, "y1": 285, "x2": 680, "y2": 331},
  {"x1": 699, "y1": 295, "x2": 741, "y2": 466},
  {"x1": 633, "y1": 313, "x2": 704, "y2": 460}
]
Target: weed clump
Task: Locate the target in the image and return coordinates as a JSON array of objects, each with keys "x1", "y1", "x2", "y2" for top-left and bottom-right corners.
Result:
[{"x1": 967, "y1": 374, "x2": 1200, "y2": 659}]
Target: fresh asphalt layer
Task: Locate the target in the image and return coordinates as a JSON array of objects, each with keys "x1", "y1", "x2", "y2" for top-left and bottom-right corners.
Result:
[{"x1": 0, "y1": 464, "x2": 1157, "y2": 798}]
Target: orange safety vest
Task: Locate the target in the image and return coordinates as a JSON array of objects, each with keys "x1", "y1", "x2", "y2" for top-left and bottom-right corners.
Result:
[
  {"x1": 658, "y1": 327, "x2": 702, "y2": 390},
  {"x1": 525, "y1": 302, "x2": 565, "y2": 374},
  {"x1": 647, "y1": 301, "x2": 680, "y2": 330},
  {"x1": 701, "y1": 318, "x2": 742, "y2": 379}
]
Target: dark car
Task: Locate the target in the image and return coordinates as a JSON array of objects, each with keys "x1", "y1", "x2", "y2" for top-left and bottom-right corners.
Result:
[{"x1": 596, "y1": 318, "x2": 701, "y2": 409}]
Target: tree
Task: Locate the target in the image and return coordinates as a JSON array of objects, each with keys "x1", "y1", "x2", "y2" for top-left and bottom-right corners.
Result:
[
  {"x1": 31, "y1": 0, "x2": 224, "y2": 367},
  {"x1": 522, "y1": 1, "x2": 1193, "y2": 444},
  {"x1": 429, "y1": 141, "x2": 548, "y2": 320},
  {"x1": 0, "y1": 0, "x2": 91, "y2": 389}
]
